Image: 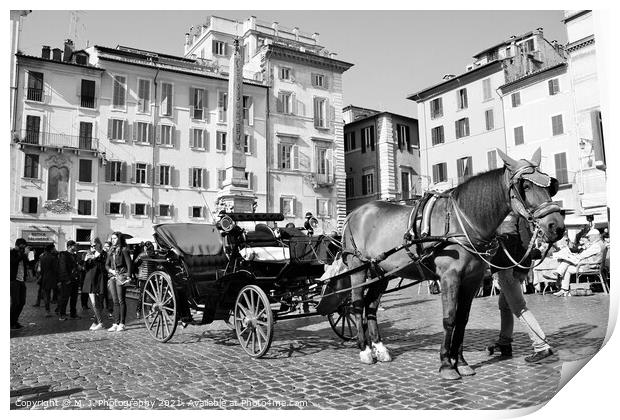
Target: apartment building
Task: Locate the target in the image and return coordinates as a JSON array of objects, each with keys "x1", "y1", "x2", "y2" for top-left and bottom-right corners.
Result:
[
  {"x1": 343, "y1": 105, "x2": 420, "y2": 213},
  {"x1": 184, "y1": 15, "x2": 353, "y2": 230}
]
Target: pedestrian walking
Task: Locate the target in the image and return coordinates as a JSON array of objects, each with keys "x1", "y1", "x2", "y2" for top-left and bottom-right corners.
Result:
[
  {"x1": 82, "y1": 238, "x2": 108, "y2": 331},
  {"x1": 133, "y1": 241, "x2": 156, "y2": 319},
  {"x1": 105, "y1": 232, "x2": 132, "y2": 332},
  {"x1": 38, "y1": 244, "x2": 58, "y2": 317},
  {"x1": 10, "y1": 238, "x2": 30, "y2": 329},
  {"x1": 487, "y1": 212, "x2": 554, "y2": 363},
  {"x1": 57, "y1": 240, "x2": 81, "y2": 321}
]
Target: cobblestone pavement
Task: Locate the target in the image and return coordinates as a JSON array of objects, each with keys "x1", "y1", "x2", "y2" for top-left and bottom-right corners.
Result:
[{"x1": 10, "y1": 281, "x2": 609, "y2": 410}]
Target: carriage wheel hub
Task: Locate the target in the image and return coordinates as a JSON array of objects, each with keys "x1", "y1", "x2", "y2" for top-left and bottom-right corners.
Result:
[{"x1": 242, "y1": 316, "x2": 257, "y2": 329}]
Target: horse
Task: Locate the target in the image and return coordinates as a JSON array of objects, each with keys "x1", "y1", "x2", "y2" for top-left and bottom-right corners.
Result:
[{"x1": 340, "y1": 148, "x2": 565, "y2": 380}]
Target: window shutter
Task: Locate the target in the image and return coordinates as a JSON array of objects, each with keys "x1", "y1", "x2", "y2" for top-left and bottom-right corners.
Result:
[
  {"x1": 173, "y1": 129, "x2": 179, "y2": 148},
  {"x1": 329, "y1": 103, "x2": 335, "y2": 129},
  {"x1": 202, "y1": 89, "x2": 208, "y2": 112},
  {"x1": 189, "y1": 129, "x2": 195, "y2": 148},
  {"x1": 21, "y1": 197, "x2": 27, "y2": 212},
  {"x1": 324, "y1": 76, "x2": 329, "y2": 89},
  {"x1": 107, "y1": 119, "x2": 113, "y2": 139},
  {"x1": 548, "y1": 80, "x2": 553, "y2": 95},
  {"x1": 132, "y1": 121, "x2": 137, "y2": 141},
  {"x1": 105, "y1": 162, "x2": 111, "y2": 182},
  {"x1": 121, "y1": 162, "x2": 128, "y2": 183},
  {"x1": 203, "y1": 169, "x2": 209, "y2": 189},
  {"x1": 370, "y1": 127, "x2": 375, "y2": 151},
  {"x1": 361, "y1": 130, "x2": 367, "y2": 153},
  {"x1": 280, "y1": 197, "x2": 285, "y2": 214},
  {"x1": 293, "y1": 145, "x2": 299, "y2": 170},
  {"x1": 188, "y1": 206, "x2": 193, "y2": 218},
  {"x1": 203, "y1": 129, "x2": 209, "y2": 151},
  {"x1": 188, "y1": 168, "x2": 193, "y2": 187},
  {"x1": 149, "y1": 123, "x2": 154, "y2": 144},
  {"x1": 154, "y1": 205, "x2": 160, "y2": 217},
  {"x1": 277, "y1": 144, "x2": 282, "y2": 169},
  {"x1": 276, "y1": 94, "x2": 283, "y2": 113},
  {"x1": 362, "y1": 177, "x2": 367, "y2": 195},
  {"x1": 455, "y1": 120, "x2": 460, "y2": 138},
  {"x1": 105, "y1": 202, "x2": 110, "y2": 215},
  {"x1": 130, "y1": 163, "x2": 136, "y2": 183},
  {"x1": 155, "y1": 165, "x2": 161, "y2": 185},
  {"x1": 292, "y1": 93, "x2": 297, "y2": 115},
  {"x1": 248, "y1": 96, "x2": 254, "y2": 125},
  {"x1": 124, "y1": 120, "x2": 130, "y2": 142},
  {"x1": 189, "y1": 87, "x2": 194, "y2": 107},
  {"x1": 351, "y1": 132, "x2": 356, "y2": 149},
  {"x1": 169, "y1": 204, "x2": 175, "y2": 218},
  {"x1": 405, "y1": 126, "x2": 411, "y2": 149},
  {"x1": 130, "y1": 203, "x2": 136, "y2": 215},
  {"x1": 294, "y1": 199, "x2": 302, "y2": 218},
  {"x1": 212, "y1": 40, "x2": 217, "y2": 54}
]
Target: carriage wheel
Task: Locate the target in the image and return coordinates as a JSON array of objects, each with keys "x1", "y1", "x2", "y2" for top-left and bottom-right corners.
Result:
[
  {"x1": 142, "y1": 271, "x2": 178, "y2": 343},
  {"x1": 234, "y1": 285, "x2": 274, "y2": 358},
  {"x1": 328, "y1": 299, "x2": 358, "y2": 341}
]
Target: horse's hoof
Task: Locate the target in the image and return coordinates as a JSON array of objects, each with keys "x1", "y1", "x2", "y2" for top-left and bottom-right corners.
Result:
[
  {"x1": 439, "y1": 367, "x2": 462, "y2": 380},
  {"x1": 372, "y1": 342, "x2": 392, "y2": 362},
  {"x1": 359, "y1": 346, "x2": 375, "y2": 364},
  {"x1": 456, "y1": 364, "x2": 476, "y2": 376}
]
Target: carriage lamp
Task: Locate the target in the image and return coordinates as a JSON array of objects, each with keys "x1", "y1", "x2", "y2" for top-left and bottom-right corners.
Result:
[{"x1": 218, "y1": 215, "x2": 236, "y2": 232}]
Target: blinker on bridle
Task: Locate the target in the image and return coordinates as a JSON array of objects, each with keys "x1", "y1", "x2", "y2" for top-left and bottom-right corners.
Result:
[{"x1": 506, "y1": 163, "x2": 562, "y2": 224}]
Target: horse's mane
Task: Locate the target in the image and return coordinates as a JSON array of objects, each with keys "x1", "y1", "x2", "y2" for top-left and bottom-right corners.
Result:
[{"x1": 452, "y1": 168, "x2": 508, "y2": 227}]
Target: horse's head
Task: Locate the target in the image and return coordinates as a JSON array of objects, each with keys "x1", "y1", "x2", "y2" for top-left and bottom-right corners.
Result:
[{"x1": 497, "y1": 148, "x2": 565, "y2": 243}]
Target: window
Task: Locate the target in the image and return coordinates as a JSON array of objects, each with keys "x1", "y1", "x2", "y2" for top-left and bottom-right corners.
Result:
[
  {"x1": 554, "y1": 152, "x2": 568, "y2": 185},
  {"x1": 511, "y1": 92, "x2": 521, "y2": 108},
  {"x1": 316, "y1": 147, "x2": 330, "y2": 175},
  {"x1": 132, "y1": 203, "x2": 147, "y2": 216},
  {"x1": 158, "y1": 165, "x2": 171, "y2": 186},
  {"x1": 314, "y1": 97, "x2": 327, "y2": 128},
  {"x1": 245, "y1": 172, "x2": 254, "y2": 190},
  {"x1": 362, "y1": 173, "x2": 374, "y2": 195},
  {"x1": 277, "y1": 91, "x2": 293, "y2": 114},
  {"x1": 191, "y1": 206, "x2": 204, "y2": 218},
  {"x1": 135, "y1": 163, "x2": 147, "y2": 184},
  {"x1": 457, "y1": 88, "x2": 468, "y2": 110},
  {"x1": 160, "y1": 125, "x2": 173, "y2": 146},
  {"x1": 552, "y1": 115, "x2": 564, "y2": 136},
  {"x1": 457, "y1": 156, "x2": 473, "y2": 183},
  {"x1": 77, "y1": 200, "x2": 92, "y2": 216},
  {"x1": 279, "y1": 67, "x2": 292, "y2": 80},
  {"x1": 112, "y1": 75, "x2": 126, "y2": 109},
  {"x1": 109, "y1": 161, "x2": 123, "y2": 183},
  {"x1": 482, "y1": 78, "x2": 492, "y2": 101},
  {"x1": 317, "y1": 198, "x2": 330, "y2": 217},
  {"x1": 80, "y1": 79, "x2": 95, "y2": 108},
  {"x1": 243, "y1": 41, "x2": 250, "y2": 63},
  {"x1": 137, "y1": 79, "x2": 150, "y2": 113},
  {"x1": 79, "y1": 122, "x2": 93, "y2": 149},
  {"x1": 218, "y1": 170, "x2": 226, "y2": 188},
  {"x1": 218, "y1": 91, "x2": 227, "y2": 122},
  {"x1": 216, "y1": 131, "x2": 227, "y2": 152},
  {"x1": 213, "y1": 40, "x2": 226, "y2": 56},
  {"x1": 548, "y1": 78, "x2": 560, "y2": 96},
  {"x1": 22, "y1": 197, "x2": 38, "y2": 214},
  {"x1": 76, "y1": 229, "x2": 92, "y2": 243},
  {"x1": 345, "y1": 132, "x2": 356, "y2": 152},
  {"x1": 78, "y1": 159, "x2": 92, "y2": 183},
  {"x1": 191, "y1": 168, "x2": 204, "y2": 188},
  {"x1": 312, "y1": 73, "x2": 326, "y2": 88},
  {"x1": 485, "y1": 109, "x2": 494, "y2": 131},
  {"x1": 430, "y1": 97, "x2": 443, "y2": 119},
  {"x1": 346, "y1": 178, "x2": 354, "y2": 197},
  {"x1": 27, "y1": 71, "x2": 44, "y2": 102},
  {"x1": 522, "y1": 38, "x2": 535, "y2": 53},
  {"x1": 280, "y1": 197, "x2": 295, "y2": 217},
  {"x1": 514, "y1": 126, "x2": 524, "y2": 145},
  {"x1": 191, "y1": 87, "x2": 206, "y2": 120},
  {"x1": 191, "y1": 128, "x2": 206, "y2": 149},
  {"x1": 455, "y1": 118, "x2": 470, "y2": 139},
  {"x1": 401, "y1": 171, "x2": 411, "y2": 200},
  {"x1": 25, "y1": 115, "x2": 40, "y2": 144},
  {"x1": 108, "y1": 202, "x2": 122, "y2": 215},
  {"x1": 161, "y1": 82, "x2": 173, "y2": 116},
  {"x1": 244, "y1": 134, "x2": 251, "y2": 154},
  {"x1": 487, "y1": 150, "x2": 498, "y2": 170},
  {"x1": 278, "y1": 143, "x2": 298, "y2": 170},
  {"x1": 361, "y1": 126, "x2": 375, "y2": 153},
  {"x1": 397, "y1": 124, "x2": 411, "y2": 150},
  {"x1": 242, "y1": 95, "x2": 253, "y2": 125},
  {"x1": 108, "y1": 119, "x2": 127, "y2": 141},
  {"x1": 431, "y1": 126, "x2": 444, "y2": 146},
  {"x1": 24, "y1": 154, "x2": 39, "y2": 179},
  {"x1": 432, "y1": 162, "x2": 447, "y2": 184},
  {"x1": 158, "y1": 204, "x2": 171, "y2": 218},
  {"x1": 47, "y1": 166, "x2": 69, "y2": 200},
  {"x1": 135, "y1": 122, "x2": 152, "y2": 144}
]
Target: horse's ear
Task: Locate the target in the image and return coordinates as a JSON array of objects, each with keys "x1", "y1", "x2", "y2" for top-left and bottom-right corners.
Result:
[
  {"x1": 496, "y1": 148, "x2": 518, "y2": 169},
  {"x1": 530, "y1": 147, "x2": 542, "y2": 167}
]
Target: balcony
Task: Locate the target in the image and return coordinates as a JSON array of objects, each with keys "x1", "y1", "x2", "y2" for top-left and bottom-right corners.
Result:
[
  {"x1": 310, "y1": 172, "x2": 335, "y2": 189},
  {"x1": 14, "y1": 129, "x2": 100, "y2": 155},
  {"x1": 26, "y1": 88, "x2": 44, "y2": 102},
  {"x1": 80, "y1": 95, "x2": 96, "y2": 109}
]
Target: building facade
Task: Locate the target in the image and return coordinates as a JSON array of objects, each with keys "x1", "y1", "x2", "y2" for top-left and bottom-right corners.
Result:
[
  {"x1": 183, "y1": 16, "x2": 353, "y2": 230},
  {"x1": 343, "y1": 105, "x2": 420, "y2": 213}
]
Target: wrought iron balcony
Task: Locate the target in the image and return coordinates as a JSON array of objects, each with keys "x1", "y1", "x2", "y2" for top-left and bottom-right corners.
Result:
[
  {"x1": 311, "y1": 172, "x2": 335, "y2": 188},
  {"x1": 27, "y1": 88, "x2": 44, "y2": 102},
  {"x1": 80, "y1": 95, "x2": 96, "y2": 109},
  {"x1": 14, "y1": 129, "x2": 100, "y2": 152}
]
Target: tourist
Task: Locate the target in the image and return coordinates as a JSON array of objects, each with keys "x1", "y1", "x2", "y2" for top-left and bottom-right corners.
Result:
[
  {"x1": 10, "y1": 238, "x2": 30, "y2": 329},
  {"x1": 82, "y1": 238, "x2": 108, "y2": 331},
  {"x1": 38, "y1": 244, "x2": 58, "y2": 317},
  {"x1": 105, "y1": 232, "x2": 132, "y2": 332},
  {"x1": 57, "y1": 240, "x2": 81, "y2": 321}
]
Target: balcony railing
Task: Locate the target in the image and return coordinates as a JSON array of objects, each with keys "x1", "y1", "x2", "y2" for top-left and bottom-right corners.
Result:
[
  {"x1": 80, "y1": 95, "x2": 96, "y2": 109},
  {"x1": 312, "y1": 172, "x2": 335, "y2": 187},
  {"x1": 26, "y1": 88, "x2": 44, "y2": 102},
  {"x1": 15, "y1": 129, "x2": 99, "y2": 152}
]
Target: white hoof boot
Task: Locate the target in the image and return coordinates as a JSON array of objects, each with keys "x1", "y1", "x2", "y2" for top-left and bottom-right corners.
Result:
[
  {"x1": 359, "y1": 346, "x2": 375, "y2": 364},
  {"x1": 372, "y1": 342, "x2": 392, "y2": 362}
]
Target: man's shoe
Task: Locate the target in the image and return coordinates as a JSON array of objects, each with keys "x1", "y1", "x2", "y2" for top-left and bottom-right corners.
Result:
[
  {"x1": 116, "y1": 324, "x2": 126, "y2": 332},
  {"x1": 58, "y1": 316, "x2": 67, "y2": 321},
  {"x1": 91, "y1": 323, "x2": 103, "y2": 331},
  {"x1": 107, "y1": 324, "x2": 118, "y2": 332},
  {"x1": 486, "y1": 343, "x2": 512, "y2": 357},
  {"x1": 525, "y1": 348, "x2": 554, "y2": 363}
]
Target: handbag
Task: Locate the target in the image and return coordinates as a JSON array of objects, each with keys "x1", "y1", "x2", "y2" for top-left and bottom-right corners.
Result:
[{"x1": 111, "y1": 247, "x2": 133, "y2": 286}]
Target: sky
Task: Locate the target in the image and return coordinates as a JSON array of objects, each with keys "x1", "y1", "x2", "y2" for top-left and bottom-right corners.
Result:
[{"x1": 17, "y1": 10, "x2": 568, "y2": 118}]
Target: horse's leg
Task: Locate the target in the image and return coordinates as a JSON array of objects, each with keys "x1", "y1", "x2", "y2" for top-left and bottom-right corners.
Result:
[
  {"x1": 439, "y1": 268, "x2": 462, "y2": 380},
  {"x1": 450, "y1": 275, "x2": 483, "y2": 376},
  {"x1": 350, "y1": 266, "x2": 372, "y2": 364},
  {"x1": 366, "y1": 278, "x2": 391, "y2": 362}
]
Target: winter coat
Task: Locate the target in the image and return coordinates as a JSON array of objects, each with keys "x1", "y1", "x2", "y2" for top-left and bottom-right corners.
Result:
[
  {"x1": 82, "y1": 250, "x2": 108, "y2": 294},
  {"x1": 10, "y1": 248, "x2": 29, "y2": 282},
  {"x1": 39, "y1": 251, "x2": 59, "y2": 290},
  {"x1": 58, "y1": 251, "x2": 79, "y2": 285}
]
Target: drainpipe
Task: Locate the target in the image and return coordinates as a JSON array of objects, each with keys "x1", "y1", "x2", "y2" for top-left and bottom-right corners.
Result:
[
  {"x1": 265, "y1": 84, "x2": 270, "y2": 212},
  {"x1": 151, "y1": 68, "x2": 160, "y2": 223},
  {"x1": 495, "y1": 86, "x2": 508, "y2": 153}
]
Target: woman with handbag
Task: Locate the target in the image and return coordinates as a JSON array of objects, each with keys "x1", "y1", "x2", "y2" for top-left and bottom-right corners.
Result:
[
  {"x1": 83, "y1": 238, "x2": 107, "y2": 331},
  {"x1": 105, "y1": 232, "x2": 132, "y2": 332}
]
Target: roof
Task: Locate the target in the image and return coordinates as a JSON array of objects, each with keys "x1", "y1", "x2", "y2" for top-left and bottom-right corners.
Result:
[
  {"x1": 498, "y1": 62, "x2": 567, "y2": 93},
  {"x1": 15, "y1": 53, "x2": 104, "y2": 71},
  {"x1": 344, "y1": 110, "x2": 417, "y2": 127},
  {"x1": 473, "y1": 31, "x2": 534, "y2": 59},
  {"x1": 266, "y1": 43, "x2": 354, "y2": 73}
]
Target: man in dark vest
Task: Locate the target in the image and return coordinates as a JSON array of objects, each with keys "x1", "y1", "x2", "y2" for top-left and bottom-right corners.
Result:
[{"x1": 57, "y1": 240, "x2": 81, "y2": 321}]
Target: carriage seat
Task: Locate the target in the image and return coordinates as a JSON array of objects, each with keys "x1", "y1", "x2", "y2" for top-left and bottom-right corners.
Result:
[
  {"x1": 239, "y1": 246, "x2": 290, "y2": 263},
  {"x1": 244, "y1": 223, "x2": 281, "y2": 247},
  {"x1": 183, "y1": 254, "x2": 228, "y2": 283}
]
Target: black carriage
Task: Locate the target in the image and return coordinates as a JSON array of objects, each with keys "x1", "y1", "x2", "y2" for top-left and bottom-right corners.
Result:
[{"x1": 138, "y1": 212, "x2": 356, "y2": 357}]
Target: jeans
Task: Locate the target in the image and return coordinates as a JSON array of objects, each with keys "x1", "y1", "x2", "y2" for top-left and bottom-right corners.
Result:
[
  {"x1": 58, "y1": 282, "x2": 79, "y2": 317},
  {"x1": 108, "y1": 278, "x2": 126, "y2": 325},
  {"x1": 10, "y1": 280, "x2": 26, "y2": 327}
]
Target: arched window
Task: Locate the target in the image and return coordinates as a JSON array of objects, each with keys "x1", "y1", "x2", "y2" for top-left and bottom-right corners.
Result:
[{"x1": 47, "y1": 166, "x2": 69, "y2": 200}]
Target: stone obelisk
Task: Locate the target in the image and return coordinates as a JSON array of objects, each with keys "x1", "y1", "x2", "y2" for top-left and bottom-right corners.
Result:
[{"x1": 216, "y1": 38, "x2": 256, "y2": 213}]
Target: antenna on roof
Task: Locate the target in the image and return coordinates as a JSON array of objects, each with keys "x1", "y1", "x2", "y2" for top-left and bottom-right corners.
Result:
[{"x1": 69, "y1": 11, "x2": 86, "y2": 49}]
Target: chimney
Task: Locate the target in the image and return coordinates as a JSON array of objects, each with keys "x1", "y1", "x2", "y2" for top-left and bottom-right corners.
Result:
[
  {"x1": 312, "y1": 32, "x2": 320, "y2": 44},
  {"x1": 63, "y1": 39, "x2": 74, "y2": 62},
  {"x1": 52, "y1": 48, "x2": 62, "y2": 61},
  {"x1": 535, "y1": 27, "x2": 544, "y2": 36},
  {"x1": 329, "y1": 52, "x2": 337, "y2": 59},
  {"x1": 41, "y1": 45, "x2": 50, "y2": 59},
  {"x1": 293, "y1": 27, "x2": 299, "y2": 41},
  {"x1": 185, "y1": 32, "x2": 190, "y2": 46},
  {"x1": 249, "y1": 16, "x2": 256, "y2": 29},
  {"x1": 272, "y1": 21, "x2": 279, "y2": 36}
]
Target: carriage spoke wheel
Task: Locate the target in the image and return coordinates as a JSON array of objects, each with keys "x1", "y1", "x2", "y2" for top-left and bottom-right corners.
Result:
[
  {"x1": 328, "y1": 299, "x2": 358, "y2": 341},
  {"x1": 234, "y1": 285, "x2": 274, "y2": 358},
  {"x1": 142, "y1": 271, "x2": 178, "y2": 343}
]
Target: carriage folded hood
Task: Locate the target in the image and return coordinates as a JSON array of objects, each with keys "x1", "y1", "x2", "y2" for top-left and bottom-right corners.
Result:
[{"x1": 154, "y1": 223, "x2": 223, "y2": 256}]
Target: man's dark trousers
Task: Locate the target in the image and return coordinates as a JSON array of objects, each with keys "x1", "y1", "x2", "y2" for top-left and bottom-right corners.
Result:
[
  {"x1": 58, "y1": 282, "x2": 80, "y2": 317},
  {"x1": 10, "y1": 281, "x2": 26, "y2": 327}
]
